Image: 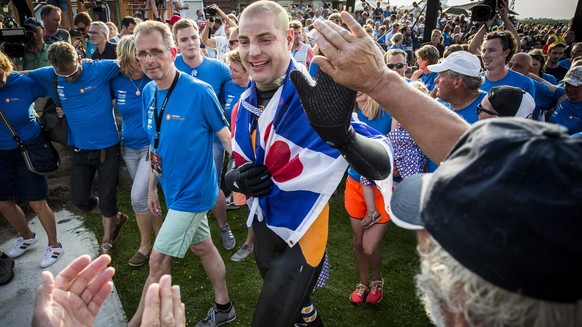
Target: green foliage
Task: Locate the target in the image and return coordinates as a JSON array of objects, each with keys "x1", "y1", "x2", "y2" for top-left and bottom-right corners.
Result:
[{"x1": 82, "y1": 181, "x2": 429, "y2": 326}]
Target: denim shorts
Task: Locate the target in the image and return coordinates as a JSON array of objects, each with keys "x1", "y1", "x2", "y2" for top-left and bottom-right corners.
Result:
[
  {"x1": 0, "y1": 148, "x2": 48, "y2": 201},
  {"x1": 70, "y1": 143, "x2": 120, "y2": 217},
  {"x1": 122, "y1": 145, "x2": 150, "y2": 212},
  {"x1": 154, "y1": 209, "x2": 210, "y2": 258}
]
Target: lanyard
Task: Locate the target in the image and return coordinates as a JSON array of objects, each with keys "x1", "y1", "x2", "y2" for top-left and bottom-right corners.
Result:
[{"x1": 152, "y1": 70, "x2": 180, "y2": 150}]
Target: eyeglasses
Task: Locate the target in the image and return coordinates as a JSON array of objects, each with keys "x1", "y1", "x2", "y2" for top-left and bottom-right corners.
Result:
[
  {"x1": 87, "y1": 31, "x2": 102, "y2": 36},
  {"x1": 476, "y1": 103, "x2": 498, "y2": 116},
  {"x1": 387, "y1": 62, "x2": 406, "y2": 69},
  {"x1": 55, "y1": 63, "x2": 79, "y2": 78},
  {"x1": 136, "y1": 48, "x2": 169, "y2": 60},
  {"x1": 76, "y1": 27, "x2": 86, "y2": 32},
  {"x1": 228, "y1": 40, "x2": 239, "y2": 46}
]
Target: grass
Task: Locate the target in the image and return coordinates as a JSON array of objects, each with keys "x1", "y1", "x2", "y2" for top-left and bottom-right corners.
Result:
[{"x1": 80, "y1": 180, "x2": 430, "y2": 326}]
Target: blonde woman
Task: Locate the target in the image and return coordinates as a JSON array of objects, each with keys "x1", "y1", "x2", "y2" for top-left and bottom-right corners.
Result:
[{"x1": 111, "y1": 35, "x2": 162, "y2": 266}]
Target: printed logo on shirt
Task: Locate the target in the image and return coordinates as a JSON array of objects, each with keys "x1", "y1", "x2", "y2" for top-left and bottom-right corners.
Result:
[{"x1": 166, "y1": 114, "x2": 185, "y2": 121}]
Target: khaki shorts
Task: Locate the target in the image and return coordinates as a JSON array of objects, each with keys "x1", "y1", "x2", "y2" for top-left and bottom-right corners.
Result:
[{"x1": 154, "y1": 209, "x2": 211, "y2": 258}]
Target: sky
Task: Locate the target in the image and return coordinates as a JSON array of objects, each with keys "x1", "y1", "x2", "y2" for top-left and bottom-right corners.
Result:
[{"x1": 385, "y1": 0, "x2": 577, "y2": 19}]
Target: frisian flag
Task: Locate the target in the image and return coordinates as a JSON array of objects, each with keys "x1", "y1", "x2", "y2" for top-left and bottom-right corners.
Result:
[{"x1": 232, "y1": 60, "x2": 393, "y2": 247}]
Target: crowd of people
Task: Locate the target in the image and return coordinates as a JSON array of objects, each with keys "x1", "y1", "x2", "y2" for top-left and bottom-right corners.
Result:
[{"x1": 0, "y1": 0, "x2": 581, "y2": 326}]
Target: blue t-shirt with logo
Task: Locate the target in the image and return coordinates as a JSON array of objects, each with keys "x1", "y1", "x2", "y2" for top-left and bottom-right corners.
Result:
[
  {"x1": 550, "y1": 99, "x2": 582, "y2": 135},
  {"x1": 481, "y1": 70, "x2": 536, "y2": 99},
  {"x1": 0, "y1": 73, "x2": 47, "y2": 150},
  {"x1": 111, "y1": 75, "x2": 151, "y2": 149},
  {"x1": 220, "y1": 81, "x2": 246, "y2": 123},
  {"x1": 142, "y1": 73, "x2": 228, "y2": 212},
  {"x1": 28, "y1": 60, "x2": 120, "y2": 149}
]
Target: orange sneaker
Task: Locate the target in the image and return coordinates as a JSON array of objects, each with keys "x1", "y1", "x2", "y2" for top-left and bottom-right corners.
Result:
[
  {"x1": 366, "y1": 279, "x2": 384, "y2": 304},
  {"x1": 349, "y1": 283, "x2": 369, "y2": 305}
]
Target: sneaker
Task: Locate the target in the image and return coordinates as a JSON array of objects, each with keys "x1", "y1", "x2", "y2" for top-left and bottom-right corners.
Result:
[
  {"x1": 40, "y1": 244, "x2": 64, "y2": 268},
  {"x1": 195, "y1": 304, "x2": 236, "y2": 327},
  {"x1": 220, "y1": 225, "x2": 236, "y2": 251},
  {"x1": 7, "y1": 233, "x2": 38, "y2": 258},
  {"x1": 225, "y1": 196, "x2": 240, "y2": 210},
  {"x1": 366, "y1": 278, "x2": 384, "y2": 304},
  {"x1": 0, "y1": 253, "x2": 15, "y2": 285},
  {"x1": 230, "y1": 244, "x2": 253, "y2": 262},
  {"x1": 99, "y1": 243, "x2": 113, "y2": 256},
  {"x1": 349, "y1": 283, "x2": 369, "y2": 305}
]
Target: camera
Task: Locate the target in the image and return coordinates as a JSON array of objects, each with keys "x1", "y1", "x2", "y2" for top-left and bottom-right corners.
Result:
[
  {"x1": 0, "y1": 27, "x2": 32, "y2": 57},
  {"x1": 204, "y1": 5, "x2": 218, "y2": 17},
  {"x1": 471, "y1": 0, "x2": 498, "y2": 22}
]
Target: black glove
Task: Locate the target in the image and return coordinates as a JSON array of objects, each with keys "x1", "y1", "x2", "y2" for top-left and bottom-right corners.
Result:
[
  {"x1": 290, "y1": 69, "x2": 357, "y2": 150},
  {"x1": 291, "y1": 69, "x2": 392, "y2": 181},
  {"x1": 224, "y1": 162, "x2": 272, "y2": 197}
]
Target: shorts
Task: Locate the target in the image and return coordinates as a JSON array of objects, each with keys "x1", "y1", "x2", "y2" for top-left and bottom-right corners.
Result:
[
  {"x1": 0, "y1": 148, "x2": 48, "y2": 201},
  {"x1": 344, "y1": 176, "x2": 390, "y2": 223},
  {"x1": 154, "y1": 209, "x2": 211, "y2": 258},
  {"x1": 47, "y1": 0, "x2": 70, "y2": 11}
]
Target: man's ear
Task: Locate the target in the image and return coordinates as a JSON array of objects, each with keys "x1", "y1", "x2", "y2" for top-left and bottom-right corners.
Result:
[{"x1": 171, "y1": 47, "x2": 177, "y2": 58}]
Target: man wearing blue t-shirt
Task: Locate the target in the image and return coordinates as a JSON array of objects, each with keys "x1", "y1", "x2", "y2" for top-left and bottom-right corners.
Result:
[
  {"x1": 479, "y1": 31, "x2": 535, "y2": 99},
  {"x1": 427, "y1": 51, "x2": 486, "y2": 172},
  {"x1": 129, "y1": 21, "x2": 235, "y2": 327},
  {"x1": 26, "y1": 41, "x2": 127, "y2": 256},
  {"x1": 171, "y1": 18, "x2": 236, "y2": 251}
]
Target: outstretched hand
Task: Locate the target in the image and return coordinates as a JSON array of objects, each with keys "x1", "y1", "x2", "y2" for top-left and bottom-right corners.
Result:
[
  {"x1": 311, "y1": 11, "x2": 387, "y2": 96},
  {"x1": 32, "y1": 255, "x2": 115, "y2": 327},
  {"x1": 290, "y1": 69, "x2": 356, "y2": 149},
  {"x1": 142, "y1": 275, "x2": 186, "y2": 327}
]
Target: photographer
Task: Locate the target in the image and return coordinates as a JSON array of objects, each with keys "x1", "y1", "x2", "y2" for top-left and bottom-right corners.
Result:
[
  {"x1": 8, "y1": 18, "x2": 50, "y2": 71},
  {"x1": 201, "y1": 4, "x2": 237, "y2": 62}
]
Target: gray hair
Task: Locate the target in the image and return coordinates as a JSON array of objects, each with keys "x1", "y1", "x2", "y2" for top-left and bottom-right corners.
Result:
[
  {"x1": 415, "y1": 233, "x2": 582, "y2": 327},
  {"x1": 91, "y1": 21, "x2": 110, "y2": 38},
  {"x1": 448, "y1": 70, "x2": 484, "y2": 90}
]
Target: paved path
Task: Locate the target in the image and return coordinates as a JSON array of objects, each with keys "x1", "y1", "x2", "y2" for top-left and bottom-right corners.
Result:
[{"x1": 0, "y1": 210, "x2": 127, "y2": 326}]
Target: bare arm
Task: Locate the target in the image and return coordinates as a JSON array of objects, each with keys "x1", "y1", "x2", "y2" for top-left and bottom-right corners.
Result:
[
  {"x1": 498, "y1": 0, "x2": 520, "y2": 53},
  {"x1": 467, "y1": 22, "x2": 489, "y2": 56},
  {"x1": 216, "y1": 126, "x2": 232, "y2": 155},
  {"x1": 214, "y1": 4, "x2": 237, "y2": 28},
  {"x1": 528, "y1": 73, "x2": 559, "y2": 91},
  {"x1": 201, "y1": 21, "x2": 217, "y2": 49},
  {"x1": 312, "y1": 12, "x2": 469, "y2": 163}
]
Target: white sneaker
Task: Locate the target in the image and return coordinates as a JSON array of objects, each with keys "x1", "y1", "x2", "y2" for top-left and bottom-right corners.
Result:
[
  {"x1": 40, "y1": 244, "x2": 64, "y2": 268},
  {"x1": 7, "y1": 233, "x2": 38, "y2": 258}
]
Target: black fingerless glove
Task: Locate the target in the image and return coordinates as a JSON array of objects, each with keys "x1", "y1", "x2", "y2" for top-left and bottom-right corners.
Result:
[
  {"x1": 224, "y1": 162, "x2": 272, "y2": 197},
  {"x1": 291, "y1": 69, "x2": 392, "y2": 181},
  {"x1": 290, "y1": 69, "x2": 357, "y2": 150}
]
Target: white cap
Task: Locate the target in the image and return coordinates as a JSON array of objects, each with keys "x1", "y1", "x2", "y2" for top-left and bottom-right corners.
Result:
[{"x1": 428, "y1": 51, "x2": 482, "y2": 77}]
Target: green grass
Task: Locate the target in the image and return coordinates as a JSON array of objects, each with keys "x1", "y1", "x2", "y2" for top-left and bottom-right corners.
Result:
[{"x1": 81, "y1": 181, "x2": 430, "y2": 326}]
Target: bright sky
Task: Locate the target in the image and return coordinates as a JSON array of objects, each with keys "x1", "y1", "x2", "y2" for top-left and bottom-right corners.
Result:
[{"x1": 385, "y1": 0, "x2": 577, "y2": 19}]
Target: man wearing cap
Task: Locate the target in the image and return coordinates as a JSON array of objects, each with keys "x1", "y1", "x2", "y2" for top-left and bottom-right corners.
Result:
[
  {"x1": 15, "y1": 18, "x2": 50, "y2": 70},
  {"x1": 166, "y1": 15, "x2": 182, "y2": 29},
  {"x1": 429, "y1": 51, "x2": 486, "y2": 124},
  {"x1": 549, "y1": 66, "x2": 582, "y2": 135},
  {"x1": 302, "y1": 13, "x2": 581, "y2": 326},
  {"x1": 477, "y1": 85, "x2": 536, "y2": 119}
]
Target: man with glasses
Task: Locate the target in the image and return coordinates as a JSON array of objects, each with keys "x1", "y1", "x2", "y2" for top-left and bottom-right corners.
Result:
[
  {"x1": 384, "y1": 49, "x2": 409, "y2": 78},
  {"x1": 171, "y1": 18, "x2": 237, "y2": 252},
  {"x1": 128, "y1": 20, "x2": 235, "y2": 327},
  {"x1": 73, "y1": 12, "x2": 96, "y2": 57},
  {"x1": 25, "y1": 41, "x2": 127, "y2": 257},
  {"x1": 89, "y1": 21, "x2": 117, "y2": 60}
]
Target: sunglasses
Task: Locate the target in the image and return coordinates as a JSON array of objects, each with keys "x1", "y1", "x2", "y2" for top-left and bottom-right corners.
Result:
[
  {"x1": 476, "y1": 103, "x2": 498, "y2": 116},
  {"x1": 228, "y1": 40, "x2": 239, "y2": 46},
  {"x1": 387, "y1": 62, "x2": 406, "y2": 69},
  {"x1": 55, "y1": 63, "x2": 79, "y2": 78}
]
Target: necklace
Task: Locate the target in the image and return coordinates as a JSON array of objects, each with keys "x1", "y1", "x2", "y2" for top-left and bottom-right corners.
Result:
[{"x1": 130, "y1": 76, "x2": 145, "y2": 96}]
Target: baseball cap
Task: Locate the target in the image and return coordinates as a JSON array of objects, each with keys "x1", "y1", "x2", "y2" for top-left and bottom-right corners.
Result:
[
  {"x1": 390, "y1": 119, "x2": 582, "y2": 303},
  {"x1": 487, "y1": 86, "x2": 535, "y2": 118},
  {"x1": 428, "y1": 51, "x2": 481, "y2": 77},
  {"x1": 166, "y1": 15, "x2": 182, "y2": 24},
  {"x1": 23, "y1": 17, "x2": 44, "y2": 30},
  {"x1": 562, "y1": 66, "x2": 582, "y2": 87}
]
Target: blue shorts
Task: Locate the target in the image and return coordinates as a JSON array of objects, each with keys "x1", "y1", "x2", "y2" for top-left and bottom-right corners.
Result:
[{"x1": 0, "y1": 148, "x2": 48, "y2": 201}]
